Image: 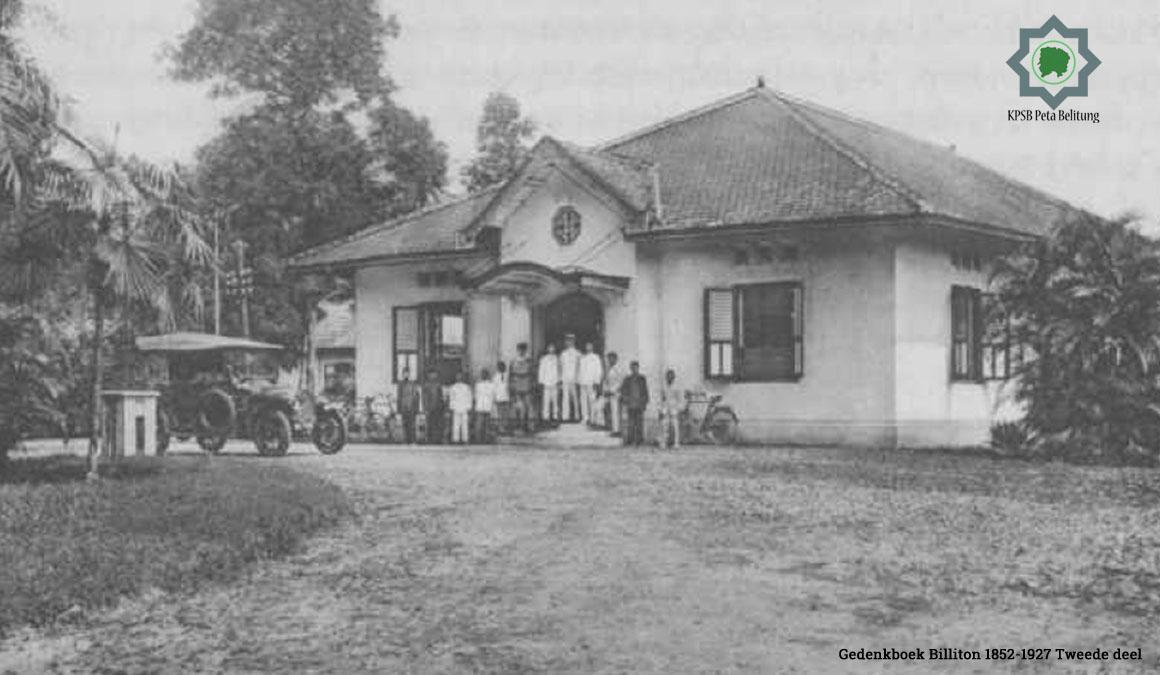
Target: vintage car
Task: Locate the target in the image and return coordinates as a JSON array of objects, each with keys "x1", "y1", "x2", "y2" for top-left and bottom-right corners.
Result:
[{"x1": 135, "y1": 332, "x2": 347, "y2": 456}]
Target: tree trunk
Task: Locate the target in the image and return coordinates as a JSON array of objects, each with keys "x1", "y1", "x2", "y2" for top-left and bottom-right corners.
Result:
[{"x1": 86, "y1": 284, "x2": 104, "y2": 481}]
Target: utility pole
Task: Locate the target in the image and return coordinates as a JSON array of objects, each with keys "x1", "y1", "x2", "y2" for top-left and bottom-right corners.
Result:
[
  {"x1": 213, "y1": 218, "x2": 221, "y2": 334},
  {"x1": 231, "y1": 239, "x2": 251, "y2": 337}
]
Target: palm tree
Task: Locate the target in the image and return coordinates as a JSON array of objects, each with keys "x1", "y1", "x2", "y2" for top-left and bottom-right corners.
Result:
[{"x1": 0, "y1": 3, "x2": 213, "y2": 476}]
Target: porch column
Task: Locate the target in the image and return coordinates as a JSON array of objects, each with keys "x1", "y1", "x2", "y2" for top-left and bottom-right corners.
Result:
[
  {"x1": 500, "y1": 295, "x2": 532, "y2": 360},
  {"x1": 467, "y1": 294, "x2": 502, "y2": 376}
]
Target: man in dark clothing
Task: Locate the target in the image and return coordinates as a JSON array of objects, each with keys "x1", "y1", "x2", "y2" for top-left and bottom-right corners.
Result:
[
  {"x1": 619, "y1": 361, "x2": 649, "y2": 446},
  {"x1": 420, "y1": 368, "x2": 445, "y2": 445},
  {"x1": 508, "y1": 342, "x2": 535, "y2": 433},
  {"x1": 396, "y1": 368, "x2": 421, "y2": 444}
]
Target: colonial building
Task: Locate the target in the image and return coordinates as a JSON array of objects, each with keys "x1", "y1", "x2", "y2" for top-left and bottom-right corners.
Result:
[{"x1": 288, "y1": 85, "x2": 1077, "y2": 447}]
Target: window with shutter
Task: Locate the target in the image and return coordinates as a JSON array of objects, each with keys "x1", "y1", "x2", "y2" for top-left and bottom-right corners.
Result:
[
  {"x1": 704, "y1": 289, "x2": 734, "y2": 378},
  {"x1": 703, "y1": 282, "x2": 803, "y2": 381},
  {"x1": 951, "y1": 286, "x2": 983, "y2": 381},
  {"x1": 393, "y1": 307, "x2": 420, "y2": 382}
]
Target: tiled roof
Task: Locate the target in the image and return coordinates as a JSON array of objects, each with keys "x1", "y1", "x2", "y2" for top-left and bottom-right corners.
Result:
[
  {"x1": 603, "y1": 88, "x2": 1076, "y2": 235},
  {"x1": 287, "y1": 188, "x2": 498, "y2": 269},
  {"x1": 291, "y1": 86, "x2": 1078, "y2": 268}
]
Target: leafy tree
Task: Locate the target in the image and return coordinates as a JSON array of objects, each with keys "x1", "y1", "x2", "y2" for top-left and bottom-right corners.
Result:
[
  {"x1": 461, "y1": 92, "x2": 536, "y2": 192},
  {"x1": 994, "y1": 212, "x2": 1160, "y2": 463},
  {"x1": 169, "y1": 0, "x2": 398, "y2": 108},
  {"x1": 172, "y1": 0, "x2": 447, "y2": 349}
]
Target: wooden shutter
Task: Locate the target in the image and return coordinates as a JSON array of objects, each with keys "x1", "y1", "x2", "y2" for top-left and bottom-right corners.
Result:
[
  {"x1": 704, "y1": 288, "x2": 735, "y2": 378},
  {"x1": 737, "y1": 282, "x2": 802, "y2": 381}
]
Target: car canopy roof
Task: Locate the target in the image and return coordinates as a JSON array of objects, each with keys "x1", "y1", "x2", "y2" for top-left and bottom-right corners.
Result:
[{"x1": 135, "y1": 332, "x2": 283, "y2": 353}]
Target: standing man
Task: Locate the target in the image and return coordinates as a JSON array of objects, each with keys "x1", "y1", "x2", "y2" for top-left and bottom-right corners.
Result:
[
  {"x1": 420, "y1": 368, "x2": 446, "y2": 445},
  {"x1": 558, "y1": 334, "x2": 581, "y2": 422},
  {"x1": 509, "y1": 343, "x2": 534, "y2": 433},
  {"x1": 602, "y1": 352, "x2": 627, "y2": 436},
  {"x1": 538, "y1": 342, "x2": 560, "y2": 423},
  {"x1": 620, "y1": 361, "x2": 649, "y2": 446},
  {"x1": 474, "y1": 367, "x2": 496, "y2": 443},
  {"x1": 492, "y1": 361, "x2": 510, "y2": 435},
  {"x1": 658, "y1": 368, "x2": 684, "y2": 449},
  {"x1": 448, "y1": 371, "x2": 473, "y2": 445},
  {"x1": 396, "y1": 368, "x2": 420, "y2": 444},
  {"x1": 577, "y1": 342, "x2": 603, "y2": 425}
]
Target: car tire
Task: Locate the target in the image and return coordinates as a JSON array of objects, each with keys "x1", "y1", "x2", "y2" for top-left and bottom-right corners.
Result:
[
  {"x1": 196, "y1": 388, "x2": 236, "y2": 436},
  {"x1": 254, "y1": 410, "x2": 291, "y2": 457},
  {"x1": 312, "y1": 410, "x2": 347, "y2": 455}
]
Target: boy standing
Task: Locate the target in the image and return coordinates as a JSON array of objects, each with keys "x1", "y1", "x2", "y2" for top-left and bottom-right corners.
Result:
[
  {"x1": 658, "y1": 368, "x2": 684, "y2": 449},
  {"x1": 492, "y1": 361, "x2": 510, "y2": 435},
  {"x1": 396, "y1": 368, "x2": 420, "y2": 444},
  {"x1": 538, "y1": 343, "x2": 560, "y2": 423},
  {"x1": 620, "y1": 361, "x2": 649, "y2": 446},
  {"x1": 419, "y1": 368, "x2": 445, "y2": 445},
  {"x1": 577, "y1": 342, "x2": 603, "y2": 425},
  {"x1": 509, "y1": 343, "x2": 534, "y2": 433},
  {"x1": 449, "y1": 371, "x2": 473, "y2": 444},
  {"x1": 474, "y1": 367, "x2": 496, "y2": 443},
  {"x1": 602, "y1": 352, "x2": 627, "y2": 435}
]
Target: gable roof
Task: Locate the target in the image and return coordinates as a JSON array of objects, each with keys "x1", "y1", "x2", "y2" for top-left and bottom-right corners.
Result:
[{"x1": 289, "y1": 86, "x2": 1079, "y2": 270}]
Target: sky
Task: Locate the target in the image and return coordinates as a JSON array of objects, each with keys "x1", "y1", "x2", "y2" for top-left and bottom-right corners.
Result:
[{"x1": 18, "y1": 0, "x2": 1160, "y2": 227}]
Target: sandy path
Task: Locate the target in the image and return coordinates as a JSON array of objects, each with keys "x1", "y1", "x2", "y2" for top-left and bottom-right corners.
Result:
[{"x1": 1, "y1": 444, "x2": 1153, "y2": 674}]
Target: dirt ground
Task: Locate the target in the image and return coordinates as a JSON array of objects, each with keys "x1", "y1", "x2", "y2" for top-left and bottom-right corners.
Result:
[{"x1": 2, "y1": 442, "x2": 1157, "y2": 674}]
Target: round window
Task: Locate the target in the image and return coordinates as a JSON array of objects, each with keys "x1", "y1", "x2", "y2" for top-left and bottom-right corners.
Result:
[{"x1": 552, "y1": 206, "x2": 581, "y2": 246}]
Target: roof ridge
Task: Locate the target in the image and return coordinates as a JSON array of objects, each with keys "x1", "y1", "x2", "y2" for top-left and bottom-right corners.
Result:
[
  {"x1": 289, "y1": 186, "x2": 501, "y2": 262},
  {"x1": 760, "y1": 89, "x2": 927, "y2": 213},
  {"x1": 595, "y1": 88, "x2": 762, "y2": 151}
]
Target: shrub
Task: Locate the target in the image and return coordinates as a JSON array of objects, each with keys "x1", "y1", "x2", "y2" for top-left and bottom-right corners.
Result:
[
  {"x1": 989, "y1": 421, "x2": 1031, "y2": 456},
  {"x1": 0, "y1": 455, "x2": 350, "y2": 635},
  {"x1": 994, "y1": 213, "x2": 1160, "y2": 464}
]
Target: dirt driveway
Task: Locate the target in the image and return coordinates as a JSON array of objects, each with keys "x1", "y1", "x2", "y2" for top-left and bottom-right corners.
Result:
[{"x1": 2, "y1": 443, "x2": 1156, "y2": 674}]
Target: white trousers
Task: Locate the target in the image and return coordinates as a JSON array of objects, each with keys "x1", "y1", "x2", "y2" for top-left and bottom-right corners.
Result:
[
  {"x1": 606, "y1": 393, "x2": 620, "y2": 432},
  {"x1": 541, "y1": 384, "x2": 559, "y2": 420},
  {"x1": 561, "y1": 382, "x2": 578, "y2": 420},
  {"x1": 579, "y1": 385, "x2": 598, "y2": 423},
  {"x1": 452, "y1": 411, "x2": 469, "y2": 443}
]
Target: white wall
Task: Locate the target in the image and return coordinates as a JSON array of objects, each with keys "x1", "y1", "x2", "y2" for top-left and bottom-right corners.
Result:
[
  {"x1": 647, "y1": 233, "x2": 898, "y2": 446},
  {"x1": 354, "y1": 262, "x2": 472, "y2": 398},
  {"x1": 892, "y1": 239, "x2": 1019, "y2": 447}
]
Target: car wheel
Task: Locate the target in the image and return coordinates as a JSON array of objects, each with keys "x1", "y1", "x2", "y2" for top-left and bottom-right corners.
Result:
[
  {"x1": 254, "y1": 410, "x2": 291, "y2": 457},
  {"x1": 196, "y1": 388, "x2": 236, "y2": 436},
  {"x1": 197, "y1": 432, "x2": 228, "y2": 454},
  {"x1": 156, "y1": 409, "x2": 171, "y2": 455},
  {"x1": 312, "y1": 410, "x2": 347, "y2": 455}
]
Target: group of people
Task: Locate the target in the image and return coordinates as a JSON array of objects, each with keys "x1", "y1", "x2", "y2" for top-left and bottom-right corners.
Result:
[{"x1": 394, "y1": 333, "x2": 683, "y2": 447}]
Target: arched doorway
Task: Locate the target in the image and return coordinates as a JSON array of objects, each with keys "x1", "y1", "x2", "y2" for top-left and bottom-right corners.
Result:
[{"x1": 539, "y1": 292, "x2": 603, "y2": 354}]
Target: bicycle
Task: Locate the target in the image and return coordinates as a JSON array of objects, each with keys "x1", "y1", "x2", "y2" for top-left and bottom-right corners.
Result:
[{"x1": 679, "y1": 391, "x2": 740, "y2": 445}]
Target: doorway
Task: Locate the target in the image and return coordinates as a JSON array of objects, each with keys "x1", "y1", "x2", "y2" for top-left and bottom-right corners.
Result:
[{"x1": 539, "y1": 292, "x2": 604, "y2": 355}]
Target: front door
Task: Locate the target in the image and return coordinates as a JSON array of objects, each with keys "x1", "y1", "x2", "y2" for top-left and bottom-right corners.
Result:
[{"x1": 540, "y1": 292, "x2": 603, "y2": 354}]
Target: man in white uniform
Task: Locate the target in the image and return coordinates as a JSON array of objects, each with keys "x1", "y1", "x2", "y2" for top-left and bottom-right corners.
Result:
[
  {"x1": 558, "y1": 334, "x2": 581, "y2": 422},
  {"x1": 538, "y1": 343, "x2": 560, "y2": 422},
  {"x1": 577, "y1": 342, "x2": 603, "y2": 424}
]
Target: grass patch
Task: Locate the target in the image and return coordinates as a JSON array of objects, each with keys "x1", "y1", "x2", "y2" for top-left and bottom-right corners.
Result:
[{"x1": 0, "y1": 454, "x2": 350, "y2": 636}]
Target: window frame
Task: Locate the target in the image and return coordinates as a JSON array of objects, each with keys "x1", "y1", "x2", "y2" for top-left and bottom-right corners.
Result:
[
  {"x1": 392, "y1": 302, "x2": 466, "y2": 384},
  {"x1": 950, "y1": 285, "x2": 984, "y2": 382},
  {"x1": 703, "y1": 281, "x2": 804, "y2": 383}
]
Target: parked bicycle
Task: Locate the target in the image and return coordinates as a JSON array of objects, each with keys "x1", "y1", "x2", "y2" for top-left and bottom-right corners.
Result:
[{"x1": 679, "y1": 391, "x2": 740, "y2": 445}]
